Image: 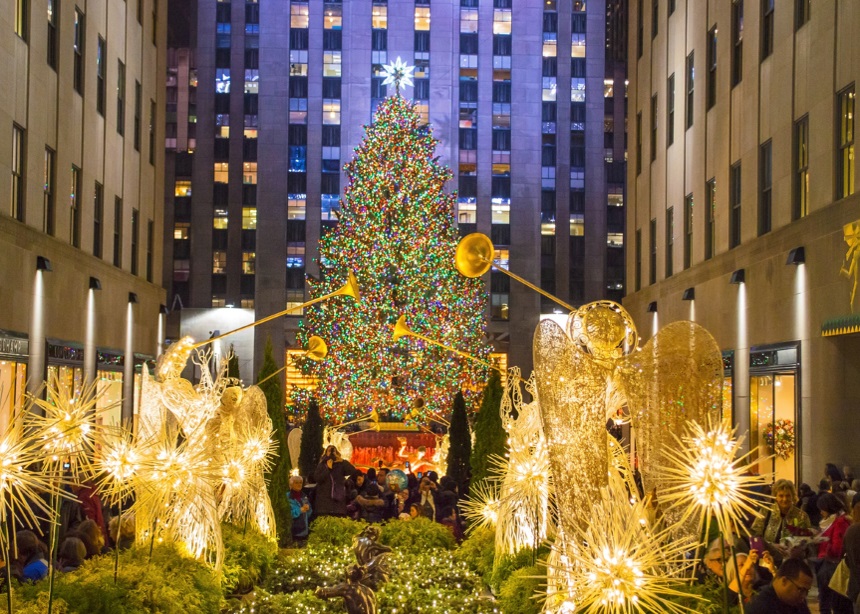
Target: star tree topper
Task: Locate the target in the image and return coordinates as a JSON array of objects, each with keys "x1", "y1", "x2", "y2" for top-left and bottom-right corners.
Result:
[{"x1": 381, "y1": 56, "x2": 415, "y2": 94}]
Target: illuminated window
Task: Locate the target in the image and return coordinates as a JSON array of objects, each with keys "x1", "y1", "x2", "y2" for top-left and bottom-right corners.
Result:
[
  {"x1": 542, "y1": 77, "x2": 557, "y2": 101},
  {"x1": 372, "y1": 4, "x2": 387, "y2": 29},
  {"x1": 324, "y1": 51, "x2": 342, "y2": 77},
  {"x1": 415, "y1": 7, "x2": 430, "y2": 30},
  {"x1": 460, "y1": 9, "x2": 478, "y2": 33},
  {"x1": 244, "y1": 127, "x2": 258, "y2": 139},
  {"x1": 571, "y1": 33, "x2": 586, "y2": 57},
  {"x1": 323, "y1": 99, "x2": 341, "y2": 125},
  {"x1": 286, "y1": 289, "x2": 305, "y2": 313},
  {"x1": 213, "y1": 251, "x2": 227, "y2": 273},
  {"x1": 242, "y1": 252, "x2": 256, "y2": 274},
  {"x1": 543, "y1": 40, "x2": 557, "y2": 57},
  {"x1": 291, "y1": 3, "x2": 309, "y2": 28},
  {"x1": 240, "y1": 298, "x2": 254, "y2": 308},
  {"x1": 604, "y1": 79, "x2": 614, "y2": 98},
  {"x1": 324, "y1": 3, "x2": 342, "y2": 30},
  {"x1": 214, "y1": 163, "x2": 229, "y2": 183},
  {"x1": 492, "y1": 203, "x2": 510, "y2": 224},
  {"x1": 244, "y1": 69, "x2": 259, "y2": 94},
  {"x1": 493, "y1": 9, "x2": 512, "y2": 35},
  {"x1": 321, "y1": 194, "x2": 340, "y2": 221},
  {"x1": 242, "y1": 207, "x2": 257, "y2": 229},
  {"x1": 174, "y1": 223, "x2": 190, "y2": 240},
  {"x1": 570, "y1": 214, "x2": 585, "y2": 236},
  {"x1": 174, "y1": 181, "x2": 192, "y2": 197},
  {"x1": 212, "y1": 297, "x2": 226, "y2": 308},
  {"x1": 493, "y1": 248, "x2": 510, "y2": 267},
  {"x1": 213, "y1": 210, "x2": 229, "y2": 229},
  {"x1": 571, "y1": 78, "x2": 586, "y2": 102},
  {"x1": 415, "y1": 103, "x2": 429, "y2": 125},
  {"x1": 457, "y1": 201, "x2": 477, "y2": 224},
  {"x1": 285, "y1": 349, "x2": 319, "y2": 397},
  {"x1": 215, "y1": 69, "x2": 231, "y2": 93},
  {"x1": 288, "y1": 195, "x2": 306, "y2": 220},
  {"x1": 243, "y1": 162, "x2": 257, "y2": 184}
]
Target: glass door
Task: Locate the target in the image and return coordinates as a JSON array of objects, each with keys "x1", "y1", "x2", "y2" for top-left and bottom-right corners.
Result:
[{"x1": 749, "y1": 373, "x2": 797, "y2": 484}]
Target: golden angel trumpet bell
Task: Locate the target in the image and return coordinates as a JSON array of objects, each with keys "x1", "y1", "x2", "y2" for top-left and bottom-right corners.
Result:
[
  {"x1": 192, "y1": 272, "x2": 360, "y2": 349},
  {"x1": 455, "y1": 233, "x2": 575, "y2": 312},
  {"x1": 304, "y1": 336, "x2": 328, "y2": 362}
]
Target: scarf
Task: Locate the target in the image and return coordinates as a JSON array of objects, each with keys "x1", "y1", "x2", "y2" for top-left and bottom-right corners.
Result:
[{"x1": 289, "y1": 490, "x2": 305, "y2": 502}]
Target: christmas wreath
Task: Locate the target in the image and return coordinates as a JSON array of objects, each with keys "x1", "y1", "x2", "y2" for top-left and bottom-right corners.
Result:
[{"x1": 764, "y1": 418, "x2": 795, "y2": 460}]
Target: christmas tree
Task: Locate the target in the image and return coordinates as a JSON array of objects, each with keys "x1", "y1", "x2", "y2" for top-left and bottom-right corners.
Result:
[{"x1": 298, "y1": 92, "x2": 489, "y2": 423}]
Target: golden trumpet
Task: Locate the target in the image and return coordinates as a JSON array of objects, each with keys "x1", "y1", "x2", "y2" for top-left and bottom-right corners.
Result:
[
  {"x1": 331, "y1": 407, "x2": 380, "y2": 431},
  {"x1": 256, "y1": 335, "x2": 329, "y2": 386},
  {"x1": 193, "y1": 272, "x2": 359, "y2": 349},
  {"x1": 455, "y1": 232, "x2": 575, "y2": 312},
  {"x1": 393, "y1": 315, "x2": 518, "y2": 383}
]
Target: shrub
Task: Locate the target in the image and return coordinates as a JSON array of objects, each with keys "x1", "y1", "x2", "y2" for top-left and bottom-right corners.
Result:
[
  {"x1": 224, "y1": 588, "x2": 341, "y2": 614},
  {"x1": 265, "y1": 545, "x2": 352, "y2": 594},
  {"x1": 497, "y1": 565, "x2": 542, "y2": 614},
  {"x1": 221, "y1": 523, "x2": 279, "y2": 595},
  {"x1": 306, "y1": 516, "x2": 365, "y2": 548},
  {"x1": 490, "y1": 548, "x2": 547, "y2": 594},
  {"x1": 16, "y1": 542, "x2": 223, "y2": 614},
  {"x1": 455, "y1": 526, "x2": 496, "y2": 582},
  {"x1": 380, "y1": 517, "x2": 456, "y2": 553}
]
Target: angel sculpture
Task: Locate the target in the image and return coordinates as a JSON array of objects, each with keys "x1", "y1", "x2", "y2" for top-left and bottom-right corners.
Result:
[
  {"x1": 533, "y1": 300, "x2": 723, "y2": 541},
  {"x1": 352, "y1": 525, "x2": 392, "y2": 590},
  {"x1": 315, "y1": 564, "x2": 378, "y2": 614}
]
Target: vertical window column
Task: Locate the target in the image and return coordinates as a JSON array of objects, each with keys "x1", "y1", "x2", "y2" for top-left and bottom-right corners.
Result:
[
  {"x1": 838, "y1": 85, "x2": 855, "y2": 200},
  {"x1": 491, "y1": 4, "x2": 512, "y2": 320},
  {"x1": 413, "y1": 2, "x2": 430, "y2": 126},
  {"x1": 569, "y1": 3, "x2": 587, "y2": 304},
  {"x1": 457, "y1": 5, "x2": 478, "y2": 237},
  {"x1": 370, "y1": 1, "x2": 388, "y2": 118},
  {"x1": 540, "y1": 3, "x2": 558, "y2": 312}
]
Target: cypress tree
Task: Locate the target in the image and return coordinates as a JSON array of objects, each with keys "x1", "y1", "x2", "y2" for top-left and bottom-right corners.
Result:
[
  {"x1": 446, "y1": 391, "x2": 472, "y2": 494},
  {"x1": 256, "y1": 337, "x2": 290, "y2": 544},
  {"x1": 470, "y1": 371, "x2": 506, "y2": 484},
  {"x1": 298, "y1": 398, "x2": 324, "y2": 480},
  {"x1": 227, "y1": 344, "x2": 241, "y2": 380}
]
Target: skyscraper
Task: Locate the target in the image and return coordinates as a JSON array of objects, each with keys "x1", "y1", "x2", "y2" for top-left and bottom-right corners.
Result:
[{"x1": 164, "y1": 0, "x2": 627, "y2": 389}]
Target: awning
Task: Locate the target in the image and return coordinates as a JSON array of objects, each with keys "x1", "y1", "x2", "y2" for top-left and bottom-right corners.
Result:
[{"x1": 821, "y1": 314, "x2": 860, "y2": 337}]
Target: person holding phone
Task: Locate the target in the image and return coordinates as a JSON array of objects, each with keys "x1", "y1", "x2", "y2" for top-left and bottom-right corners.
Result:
[
  {"x1": 313, "y1": 445, "x2": 358, "y2": 518},
  {"x1": 751, "y1": 479, "x2": 812, "y2": 565}
]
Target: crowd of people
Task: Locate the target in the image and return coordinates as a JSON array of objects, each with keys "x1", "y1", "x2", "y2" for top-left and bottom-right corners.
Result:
[
  {"x1": 698, "y1": 463, "x2": 860, "y2": 614},
  {"x1": 293, "y1": 445, "x2": 464, "y2": 543}
]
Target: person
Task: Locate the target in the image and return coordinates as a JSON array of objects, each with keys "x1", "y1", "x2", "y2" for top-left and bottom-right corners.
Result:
[
  {"x1": 701, "y1": 536, "x2": 774, "y2": 604},
  {"x1": 814, "y1": 493, "x2": 854, "y2": 614},
  {"x1": 68, "y1": 518, "x2": 106, "y2": 559},
  {"x1": 827, "y1": 464, "x2": 846, "y2": 486},
  {"x1": 751, "y1": 479, "x2": 812, "y2": 564},
  {"x1": 435, "y1": 476, "x2": 459, "y2": 522},
  {"x1": 288, "y1": 475, "x2": 312, "y2": 542},
  {"x1": 56, "y1": 537, "x2": 87, "y2": 572},
  {"x1": 404, "y1": 503, "x2": 422, "y2": 521},
  {"x1": 847, "y1": 479, "x2": 860, "y2": 502},
  {"x1": 72, "y1": 481, "x2": 108, "y2": 542},
  {"x1": 355, "y1": 483, "x2": 386, "y2": 523},
  {"x1": 108, "y1": 512, "x2": 135, "y2": 550},
  {"x1": 11, "y1": 531, "x2": 49, "y2": 583},
  {"x1": 377, "y1": 468, "x2": 390, "y2": 496},
  {"x1": 416, "y1": 477, "x2": 437, "y2": 520},
  {"x1": 439, "y1": 506, "x2": 464, "y2": 543},
  {"x1": 312, "y1": 445, "x2": 359, "y2": 517},
  {"x1": 842, "y1": 493, "x2": 860, "y2": 614},
  {"x1": 746, "y1": 557, "x2": 814, "y2": 614},
  {"x1": 805, "y1": 479, "x2": 831, "y2": 528}
]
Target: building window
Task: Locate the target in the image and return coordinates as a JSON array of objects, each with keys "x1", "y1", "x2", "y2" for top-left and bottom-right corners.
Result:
[
  {"x1": 730, "y1": 162, "x2": 742, "y2": 248},
  {"x1": 70, "y1": 165, "x2": 81, "y2": 248},
  {"x1": 650, "y1": 94, "x2": 657, "y2": 162},
  {"x1": 793, "y1": 115, "x2": 809, "y2": 219},
  {"x1": 242, "y1": 252, "x2": 255, "y2": 274},
  {"x1": 649, "y1": 219, "x2": 657, "y2": 285},
  {"x1": 732, "y1": 1, "x2": 744, "y2": 87},
  {"x1": 113, "y1": 197, "x2": 122, "y2": 267},
  {"x1": 704, "y1": 178, "x2": 715, "y2": 260},
  {"x1": 146, "y1": 220, "x2": 153, "y2": 282},
  {"x1": 838, "y1": 85, "x2": 855, "y2": 199},
  {"x1": 667, "y1": 73, "x2": 675, "y2": 146},
  {"x1": 93, "y1": 182, "x2": 103, "y2": 258},
  {"x1": 117, "y1": 60, "x2": 125, "y2": 136},
  {"x1": 44, "y1": 148, "x2": 55, "y2": 235},
  {"x1": 15, "y1": 0, "x2": 28, "y2": 40},
  {"x1": 651, "y1": 0, "x2": 658, "y2": 39},
  {"x1": 684, "y1": 193, "x2": 693, "y2": 269},
  {"x1": 761, "y1": 0, "x2": 774, "y2": 60},
  {"x1": 635, "y1": 228, "x2": 642, "y2": 291},
  {"x1": 636, "y1": 111, "x2": 642, "y2": 175},
  {"x1": 637, "y1": 0, "x2": 643, "y2": 58},
  {"x1": 130, "y1": 209, "x2": 139, "y2": 274},
  {"x1": 96, "y1": 37, "x2": 106, "y2": 115},
  {"x1": 73, "y1": 9, "x2": 84, "y2": 95},
  {"x1": 707, "y1": 26, "x2": 717, "y2": 110},
  {"x1": 795, "y1": 0, "x2": 810, "y2": 30},
  {"x1": 415, "y1": 6, "x2": 430, "y2": 30},
  {"x1": 685, "y1": 52, "x2": 694, "y2": 129},
  {"x1": 133, "y1": 80, "x2": 141, "y2": 151},
  {"x1": 759, "y1": 140, "x2": 773, "y2": 235},
  {"x1": 665, "y1": 206, "x2": 674, "y2": 278},
  {"x1": 11, "y1": 125, "x2": 25, "y2": 222},
  {"x1": 669, "y1": 0, "x2": 675, "y2": 15},
  {"x1": 47, "y1": 0, "x2": 58, "y2": 69},
  {"x1": 149, "y1": 100, "x2": 156, "y2": 165},
  {"x1": 213, "y1": 251, "x2": 227, "y2": 274}
]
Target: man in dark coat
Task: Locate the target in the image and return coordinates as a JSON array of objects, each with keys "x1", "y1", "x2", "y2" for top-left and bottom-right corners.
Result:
[
  {"x1": 313, "y1": 445, "x2": 359, "y2": 517},
  {"x1": 746, "y1": 558, "x2": 814, "y2": 614}
]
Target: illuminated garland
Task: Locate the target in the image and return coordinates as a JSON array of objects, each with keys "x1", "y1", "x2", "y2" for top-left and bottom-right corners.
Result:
[{"x1": 298, "y1": 94, "x2": 490, "y2": 423}]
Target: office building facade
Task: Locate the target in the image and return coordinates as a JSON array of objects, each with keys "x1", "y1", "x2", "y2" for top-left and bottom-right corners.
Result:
[
  {"x1": 163, "y1": 0, "x2": 627, "y2": 388},
  {"x1": 0, "y1": 0, "x2": 168, "y2": 425},
  {"x1": 625, "y1": 0, "x2": 860, "y2": 484}
]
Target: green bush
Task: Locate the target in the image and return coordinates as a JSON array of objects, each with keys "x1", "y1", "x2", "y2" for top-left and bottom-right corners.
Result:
[
  {"x1": 265, "y1": 545, "x2": 352, "y2": 594},
  {"x1": 455, "y1": 526, "x2": 496, "y2": 582},
  {"x1": 224, "y1": 588, "x2": 342, "y2": 614},
  {"x1": 16, "y1": 542, "x2": 223, "y2": 614},
  {"x1": 306, "y1": 516, "x2": 365, "y2": 548},
  {"x1": 380, "y1": 517, "x2": 456, "y2": 553},
  {"x1": 497, "y1": 565, "x2": 542, "y2": 614},
  {"x1": 221, "y1": 523, "x2": 279, "y2": 594},
  {"x1": 490, "y1": 548, "x2": 547, "y2": 594}
]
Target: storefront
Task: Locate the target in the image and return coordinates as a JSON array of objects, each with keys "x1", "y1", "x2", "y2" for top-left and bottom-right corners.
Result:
[{"x1": 0, "y1": 330, "x2": 29, "y2": 431}]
